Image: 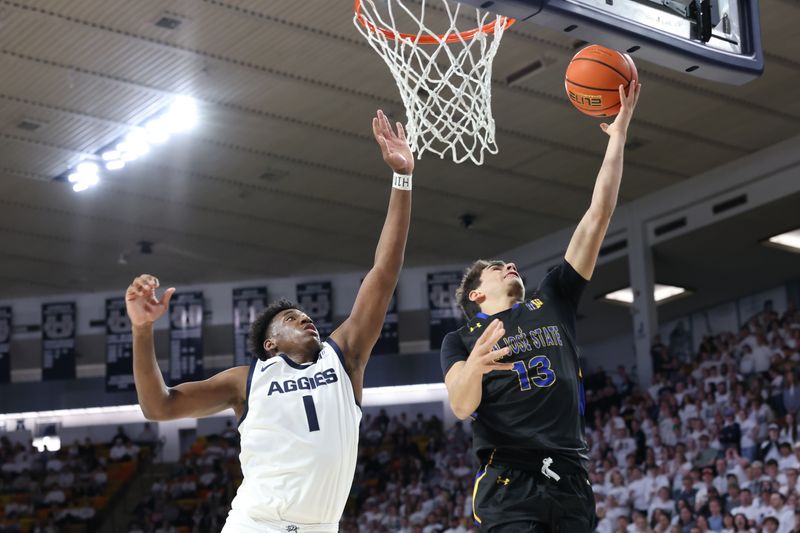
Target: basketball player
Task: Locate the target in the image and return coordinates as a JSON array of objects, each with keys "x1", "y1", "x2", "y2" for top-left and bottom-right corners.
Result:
[
  {"x1": 126, "y1": 109, "x2": 414, "y2": 532},
  {"x1": 441, "y1": 81, "x2": 641, "y2": 532}
]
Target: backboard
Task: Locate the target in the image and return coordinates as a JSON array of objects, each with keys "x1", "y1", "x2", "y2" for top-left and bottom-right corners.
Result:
[{"x1": 458, "y1": 0, "x2": 763, "y2": 84}]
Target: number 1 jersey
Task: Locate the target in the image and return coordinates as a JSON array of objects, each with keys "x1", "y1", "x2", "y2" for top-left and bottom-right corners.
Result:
[
  {"x1": 440, "y1": 260, "x2": 590, "y2": 469},
  {"x1": 229, "y1": 340, "x2": 361, "y2": 527}
]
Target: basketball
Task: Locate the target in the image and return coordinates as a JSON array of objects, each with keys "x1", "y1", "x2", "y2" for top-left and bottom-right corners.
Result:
[{"x1": 565, "y1": 44, "x2": 639, "y2": 117}]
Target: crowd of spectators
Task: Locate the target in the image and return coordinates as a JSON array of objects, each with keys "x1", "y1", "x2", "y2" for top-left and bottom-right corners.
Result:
[
  {"x1": 8, "y1": 300, "x2": 798, "y2": 533},
  {"x1": 126, "y1": 421, "x2": 240, "y2": 533},
  {"x1": 125, "y1": 301, "x2": 800, "y2": 533},
  {"x1": 341, "y1": 411, "x2": 477, "y2": 532},
  {"x1": 586, "y1": 302, "x2": 800, "y2": 533},
  {"x1": 0, "y1": 425, "x2": 150, "y2": 533}
]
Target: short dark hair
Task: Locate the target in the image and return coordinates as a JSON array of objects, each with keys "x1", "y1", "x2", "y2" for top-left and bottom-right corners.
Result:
[
  {"x1": 248, "y1": 299, "x2": 301, "y2": 361},
  {"x1": 455, "y1": 259, "x2": 503, "y2": 320}
]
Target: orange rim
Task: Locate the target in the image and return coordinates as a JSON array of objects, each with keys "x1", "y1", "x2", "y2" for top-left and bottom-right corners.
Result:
[{"x1": 354, "y1": 0, "x2": 515, "y2": 45}]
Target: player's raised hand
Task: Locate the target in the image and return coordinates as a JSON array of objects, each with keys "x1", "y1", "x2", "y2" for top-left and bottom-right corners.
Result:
[
  {"x1": 372, "y1": 109, "x2": 414, "y2": 175},
  {"x1": 600, "y1": 80, "x2": 641, "y2": 137},
  {"x1": 465, "y1": 319, "x2": 515, "y2": 375},
  {"x1": 125, "y1": 274, "x2": 175, "y2": 328}
]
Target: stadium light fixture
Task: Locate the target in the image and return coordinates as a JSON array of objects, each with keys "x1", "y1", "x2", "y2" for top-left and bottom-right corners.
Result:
[
  {"x1": 602, "y1": 284, "x2": 690, "y2": 305},
  {"x1": 32, "y1": 435, "x2": 61, "y2": 453},
  {"x1": 58, "y1": 95, "x2": 199, "y2": 192},
  {"x1": 763, "y1": 228, "x2": 800, "y2": 254}
]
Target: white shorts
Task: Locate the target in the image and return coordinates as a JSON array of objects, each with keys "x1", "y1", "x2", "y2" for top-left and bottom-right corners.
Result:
[{"x1": 221, "y1": 510, "x2": 338, "y2": 533}]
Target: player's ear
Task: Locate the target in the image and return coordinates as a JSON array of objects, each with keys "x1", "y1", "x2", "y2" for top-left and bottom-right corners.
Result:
[
  {"x1": 264, "y1": 336, "x2": 277, "y2": 355},
  {"x1": 468, "y1": 289, "x2": 484, "y2": 305}
]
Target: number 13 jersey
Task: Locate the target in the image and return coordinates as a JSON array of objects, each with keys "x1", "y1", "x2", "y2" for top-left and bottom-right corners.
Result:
[
  {"x1": 440, "y1": 260, "x2": 590, "y2": 469},
  {"x1": 230, "y1": 339, "x2": 361, "y2": 527}
]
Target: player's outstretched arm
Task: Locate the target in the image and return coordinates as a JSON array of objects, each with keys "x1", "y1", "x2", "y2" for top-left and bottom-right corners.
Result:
[
  {"x1": 444, "y1": 320, "x2": 513, "y2": 419},
  {"x1": 565, "y1": 81, "x2": 642, "y2": 280},
  {"x1": 330, "y1": 110, "x2": 414, "y2": 400},
  {"x1": 127, "y1": 275, "x2": 248, "y2": 421}
]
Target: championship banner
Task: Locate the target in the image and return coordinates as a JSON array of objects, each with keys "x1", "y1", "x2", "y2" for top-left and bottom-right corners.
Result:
[
  {"x1": 296, "y1": 282, "x2": 333, "y2": 339},
  {"x1": 427, "y1": 271, "x2": 463, "y2": 350},
  {"x1": 368, "y1": 280, "x2": 398, "y2": 356},
  {"x1": 41, "y1": 302, "x2": 76, "y2": 381},
  {"x1": 233, "y1": 287, "x2": 268, "y2": 366},
  {"x1": 0, "y1": 307, "x2": 11, "y2": 384},
  {"x1": 169, "y1": 292, "x2": 204, "y2": 384},
  {"x1": 105, "y1": 297, "x2": 134, "y2": 392}
]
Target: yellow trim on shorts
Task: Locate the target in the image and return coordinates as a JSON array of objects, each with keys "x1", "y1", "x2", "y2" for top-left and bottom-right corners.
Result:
[{"x1": 473, "y1": 467, "x2": 488, "y2": 524}]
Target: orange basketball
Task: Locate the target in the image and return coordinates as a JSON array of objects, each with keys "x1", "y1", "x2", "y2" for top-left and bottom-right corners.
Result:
[{"x1": 565, "y1": 44, "x2": 638, "y2": 117}]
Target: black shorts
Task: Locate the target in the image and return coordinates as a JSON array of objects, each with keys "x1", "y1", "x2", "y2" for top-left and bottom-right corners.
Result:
[{"x1": 471, "y1": 461, "x2": 597, "y2": 532}]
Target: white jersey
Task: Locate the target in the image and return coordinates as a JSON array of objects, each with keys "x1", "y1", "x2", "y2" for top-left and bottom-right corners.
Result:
[{"x1": 225, "y1": 340, "x2": 361, "y2": 531}]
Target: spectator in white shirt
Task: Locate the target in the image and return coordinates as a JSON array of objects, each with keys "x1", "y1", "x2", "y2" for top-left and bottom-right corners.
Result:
[
  {"x1": 442, "y1": 517, "x2": 468, "y2": 533},
  {"x1": 648, "y1": 486, "x2": 675, "y2": 523},
  {"x1": 614, "y1": 428, "x2": 637, "y2": 468},
  {"x1": 764, "y1": 492, "x2": 794, "y2": 533},
  {"x1": 739, "y1": 345, "x2": 756, "y2": 376},
  {"x1": 628, "y1": 466, "x2": 652, "y2": 513},
  {"x1": 780, "y1": 468, "x2": 800, "y2": 496},
  {"x1": 626, "y1": 511, "x2": 650, "y2": 533},
  {"x1": 752, "y1": 335, "x2": 773, "y2": 374},
  {"x1": 594, "y1": 503, "x2": 613, "y2": 533},
  {"x1": 777, "y1": 443, "x2": 799, "y2": 471},
  {"x1": 43, "y1": 488, "x2": 66, "y2": 505},
  {"x1": 109, "y1": 442, "x2": 128, "y2": 462},
  {"x1": 730, "y1": 488, "x2": 760, "y2": 524},
  {"x1": 607, "y1": 470, "x2": 631, "y2": 509},
  {"x1": 761, "y1": 425, "x2": 783, "y2": 463}
]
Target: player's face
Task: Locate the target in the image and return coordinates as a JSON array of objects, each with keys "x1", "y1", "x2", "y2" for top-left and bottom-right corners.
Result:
[
  {"x1": 265, "y1": 309, "x2": 322, "y2": 356},
  {"x1": 475, "y1": 261, "x2": 525, "y2": 302}
]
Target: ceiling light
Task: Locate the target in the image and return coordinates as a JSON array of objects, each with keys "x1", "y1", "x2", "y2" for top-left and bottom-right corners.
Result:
[
  {"x1": 763, "y1": 228, "x2": 800, "y2": 253},
  {"x1": 76, "y1": 162, "x2": 99, "y2": 175},
  {"x1": 164, "y1": 95, "x2": 198, "y2": 133},
  {"x1": 55, "y1": 95, "x2": 199, "y2": 192},
  {"x1": 125, "y1": 128, "x2": 148, "y2": 145},
  {"x1": 144, "y1": 119, "x2": 170, "y2": 144},
  {"x1": 602, "y1": 284, "x2": 690, "y2": 305}
]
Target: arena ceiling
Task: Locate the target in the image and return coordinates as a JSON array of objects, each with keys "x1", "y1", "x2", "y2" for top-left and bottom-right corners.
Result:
[{"x1": 0, "y1": 0, "x2": 798, "y2": 317}]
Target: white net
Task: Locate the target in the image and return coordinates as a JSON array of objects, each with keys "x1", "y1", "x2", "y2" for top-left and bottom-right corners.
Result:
[{"x1": 354, "y1": 0, "x2": 512, "y2": 165}]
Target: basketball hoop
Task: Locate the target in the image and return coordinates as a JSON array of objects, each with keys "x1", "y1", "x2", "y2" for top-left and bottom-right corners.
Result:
[{"x1": 354, "y1": 0, "x2": 514, "y2": 165}]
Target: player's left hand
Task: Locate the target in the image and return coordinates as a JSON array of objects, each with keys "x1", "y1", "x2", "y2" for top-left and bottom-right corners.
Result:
[
  {"x1": 372, "y1": 109, "x2": 414, "y2": 175},
  {"x1": 600, "y1": 80, "x2": 641, "y2": 138}
]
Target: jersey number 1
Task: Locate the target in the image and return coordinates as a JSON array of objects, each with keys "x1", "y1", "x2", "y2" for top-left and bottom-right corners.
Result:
[
  {"x1": 302, "y1": 395, "x2": 320, "y2": 432},
  {"x1": 511, "y1": 356, "x2": 556, "y2": 390}
]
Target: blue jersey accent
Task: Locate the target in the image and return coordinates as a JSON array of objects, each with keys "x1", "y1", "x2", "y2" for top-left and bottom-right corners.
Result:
[
  {"x1": 238, "y1": 358, "x2": 257, "y2": 427},
  {"x1": 325, "y1": 337, "x2": 347, "y2": 372},
  {"x1": 477, "y1": 304, "x2": 519, "y2": 321},
  {"x1": 302, "y1": 395, "x2": 321, "y2": 432},
  {"x1": 279, "y1": 353, "x2": 318, "y2": 369},
  {"x1": 267, "y1": 368, "x2": 338, "y2": 396}
]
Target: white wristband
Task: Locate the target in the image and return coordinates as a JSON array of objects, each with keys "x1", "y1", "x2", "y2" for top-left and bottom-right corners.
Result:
[{"x1": 392, "y1": 172, "x2": 412, "y2": 191}]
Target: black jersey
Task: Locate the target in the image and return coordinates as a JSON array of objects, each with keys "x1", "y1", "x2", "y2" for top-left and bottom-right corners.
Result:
[{"x1": 440, "y1": 259, "x2": 590, "y2": 470}]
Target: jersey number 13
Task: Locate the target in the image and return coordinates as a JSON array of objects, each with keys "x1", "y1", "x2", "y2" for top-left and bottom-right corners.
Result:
[{"x1": 511, "y1": 356, "x2": 556, "y2": 390}]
